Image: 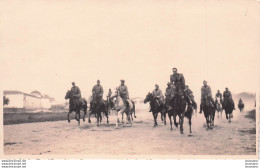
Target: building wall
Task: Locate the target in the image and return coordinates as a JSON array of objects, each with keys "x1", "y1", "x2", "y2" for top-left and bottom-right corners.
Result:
[
  {"x1": 24, "y1": 95, "x2": 41, "y2": 109},
  {"x1": 4, "y1": 94, "x2": 24, "y2": 108}
]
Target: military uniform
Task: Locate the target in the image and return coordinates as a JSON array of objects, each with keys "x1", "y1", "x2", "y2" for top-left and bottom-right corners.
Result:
[
  {"x1": 170, "y1": 73, "x2": 185, "y2": 90},
  {"x1": 118, "y1": 84, "x2": 129, "y2": 102},
  {"x1": 107, "y1": 89, "x2": 112, "y2": 98},
  {"x1": 70, "y1": 85, "x2": 82, "y2": 106},
  {"x1": 152, "y1": 88, "x2": 164, "y2": 106},
  {"x1": 223, "y1": 90, "x2": 235, "y2": 109},
  {"x1": 92, "y1": 84, "x2": 104, "y2": 99},
  {"x1": 215, "y1": 92, "x2": 222, "y2": 99},
  {"x1": 200, "y1": 85, "x2": 215, "y2": 112},
  {"x1": 90, "y1": 84, "x2": 104, "y2": 111},
  {"x1": 165, "y1": 86, "x2": 175, "y2": 100},
  {"x1": 184, "y1": 86, "x2": 196, "y2": 106}
]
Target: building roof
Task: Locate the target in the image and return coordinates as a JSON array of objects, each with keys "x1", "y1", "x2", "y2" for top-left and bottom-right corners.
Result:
[{"x1": 3, "y1": 90, "x2": 57, "y2": 100}]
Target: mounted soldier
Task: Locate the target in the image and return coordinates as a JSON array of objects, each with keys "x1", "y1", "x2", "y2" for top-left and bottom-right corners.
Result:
[
  {"x1": 238, "y1": 98, "x2": 243, "y2": 104},
  {"x1": 118, "y1": 79, "x2": 129, "y2": 107},
  {"x1": 170, "y1": 67, "x2": 191, "y2": 105},
  {"x1": 170, "y1": 67, "x2": 185, "y2": 91},
  {"x1": 215, "y1": 90, "x2": 223, "y2": 104},
  {"x1": 199, "y1": 80, "x2": 216, "y2": 113},
  {"x1": 152, "y1": 84, "x2": 164, "y2": 109},
  {"x1": 90, "y1": 80, "x2": 104, "y2": 111},
  {"x1": 223, "y1": 87, "x2": 235, "y2": 110},
  {"x1": 70, "y1": 82, "x2": 82, "y2": 106},
  {"x1": 184, "y1": 85, "x2": 197, "y2": 111}
]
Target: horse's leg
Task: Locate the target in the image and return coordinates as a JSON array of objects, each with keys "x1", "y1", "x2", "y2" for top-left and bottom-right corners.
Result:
[
  {"x1": 67, "y1": 110, "x2": 73, "y2": 123},
  {"x1": 152, "y1": 112, "x2": 157, "y2": 127},
  {"x1": 116, "y1": 110, "x2": 123, "y2": 127},
  {"x1": 173, "y1": 112, "x2": 178, "y2": 128},
  {"x1": 88, "y1": 111, "x2": 92, "y2": 123},
  {"x1": 164, "y1": 113, "x2": 166, "y2": 125},
  {"x1": 83, "y1": 107, "x2": 86, "y2": 122},
  {"x1": 122, "y1": 112, "x2": 124, "y2": 124},
  {"x1": 128, "y1": 112, "x2": 132, "y2": 126},
  {"x1": 155, "y1": 112, "x2": 158, "y2": 126},
  {"x1": 106, "y1": 111, "x2": 109, "y2": 124},
  {"x1": 78, "y1": 110, "x2": 80, "y2": 126},
  {"x1": 97, "y1": 111, "x2": 100, "y2": 126},
  {"x1": 180, "y1": 114, "x2": 184, "y2": 134},
  {"x1": 161, "y1": 113, "x2": 163, "y2": 122},
  {"x1": 189, "y1": 116, "x2": 192, "y2": 134},
  {"x1": 168, "y1": 113, "x2": 173, "y2": 130}
]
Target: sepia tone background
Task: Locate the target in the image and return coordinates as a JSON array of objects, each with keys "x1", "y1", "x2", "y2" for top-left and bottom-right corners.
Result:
[{"x1": 0, "y1": 0, "x2": 259, "y2": 159}]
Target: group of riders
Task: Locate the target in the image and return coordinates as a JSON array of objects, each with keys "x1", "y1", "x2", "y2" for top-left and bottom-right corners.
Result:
[
  {"x1": 69, "y1": 79, "x2": 130, "y2": 112},
  {"x1": 68, "y1": 67, "x2": 244, "y2": 115}
]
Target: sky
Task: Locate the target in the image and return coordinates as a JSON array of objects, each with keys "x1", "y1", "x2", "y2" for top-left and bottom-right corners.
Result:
[{"x1": 0, "y1": 0, "x2": 259, "y2": 103}]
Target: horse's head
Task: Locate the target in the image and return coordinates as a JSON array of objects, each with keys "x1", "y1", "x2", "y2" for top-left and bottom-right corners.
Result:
[
  {"x1": 65, "y1": 90, "x2": 71, "y2": 100},
  {"x1": 144, "y1": 92, "x2": 153, "y2": 104}
]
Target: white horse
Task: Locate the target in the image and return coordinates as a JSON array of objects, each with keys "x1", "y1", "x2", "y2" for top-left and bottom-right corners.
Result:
[{"x1": 111, "y1": 88, "x2": 135, "y2": 127}]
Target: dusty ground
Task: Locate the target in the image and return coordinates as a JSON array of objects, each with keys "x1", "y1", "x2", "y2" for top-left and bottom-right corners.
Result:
[{"x1": 4, "y1": 105, "x2": 256, "y2": 156}]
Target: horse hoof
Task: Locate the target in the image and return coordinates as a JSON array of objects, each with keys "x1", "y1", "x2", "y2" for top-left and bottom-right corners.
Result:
[
  {"x1": 68, "y1": 120, "x2": 70, "y2": 123},
  {"x1": 188, "y1": 133, "x2": 193, "y2": 137}
]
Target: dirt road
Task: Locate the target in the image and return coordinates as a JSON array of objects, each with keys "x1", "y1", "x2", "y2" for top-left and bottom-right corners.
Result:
[{"x1": 4, "y1": 106, "x2": 256, "y2": 156}]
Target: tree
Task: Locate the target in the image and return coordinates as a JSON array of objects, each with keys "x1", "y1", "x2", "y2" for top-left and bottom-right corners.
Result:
[{"x1": 3, "y1": 96, "x2": 9, "y2": 105}]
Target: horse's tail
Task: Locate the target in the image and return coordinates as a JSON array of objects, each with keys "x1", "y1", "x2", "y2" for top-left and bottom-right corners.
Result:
[{"x1": 132, "y1": 100, "x2": 136, "y2": 118}]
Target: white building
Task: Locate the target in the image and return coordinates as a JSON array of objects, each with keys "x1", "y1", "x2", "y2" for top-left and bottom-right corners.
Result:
[{"x1": 3, "y1": 90, "x2": 55, "y2": 113}]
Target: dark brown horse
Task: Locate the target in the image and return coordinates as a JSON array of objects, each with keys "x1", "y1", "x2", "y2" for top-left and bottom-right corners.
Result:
[
  {"x1": 167, "y1": 90, "x2": 189, "y2": 134},
  {"x1": 223, "y1": 99, "x2": 234, "y2": 123},
  {"x1": 201, "y1": 97, "x2": 215, "y2": 129},
  {"x1": 88, "y1": 94, "x2": 109, "y2": 126},
  {"x1": 65, "y1": 90, "x2": 87, "y2": 126},
  {"x1": 144, "y1": 93, "x2": 166, "y2": 127}
]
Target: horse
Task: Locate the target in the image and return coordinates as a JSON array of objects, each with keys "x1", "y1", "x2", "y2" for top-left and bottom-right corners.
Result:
[
  {"x1": 215, "y1": 97, "x2": 223, "y2": 118},
  {"x1": 201, "y1": 97, "x2": 215, "y2": 129},
  {"x1": 168, "y1": 90, "x2": 188, "y2": 134},
  {"x1": 65, "y1": 90, "x2": 87, "y2": 126},
  {"x1": 223, "y1": 99, "x2": 234, "y2": 123},
  {"x1": 144, "y1": 93, "x2": 166, "y2": 127},
  {"x1": 88, "y1": 94, "x2": 109, "y2": 126},
  {"x1": 238, "y1": 101, "x2": 244, "y2": 112},
  {"x1": 111, "y1": 89, "x2": 136, "y2": 127}
]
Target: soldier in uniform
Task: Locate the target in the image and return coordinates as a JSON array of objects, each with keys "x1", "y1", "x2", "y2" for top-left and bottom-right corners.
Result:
[
  {"x1": 152, "y1": 84, "x2": 164, "y2": 108},
  {"x1": 118, "y1": 80, "x2": 129, "y2": 107},
  {"x1": 170, "y1": 67, "x2": 191, "y2": 105},
  {"x1": 199, "y1": 80, "x2": 216, "y2": 113},
  {"x1": 165, "y1": 82, "x2": 175, "y2": 100},
  {"x1": 107, "y1": 89, "x2": 112, "y2": 98},
  {"x1": 170, "y1": 67, "x2": 185, "y2": 91},
  {"x1": 238, "y1": 98, "x2": 243, "y2": 104},
  {"x1": 184, "y1": 85, "x2": 197, "y2": 110},
  {"x1": 70, "y1": 82, "x2": 82, "y2": 106},
  {"x1": 90, "y1": 80, "x2": 104, "y2": 111},
  {"x1": 223, "y1": 87, "x2": 235, "y2": 110},
  {"x1": 215, "y1": 90, "x2": 223, "y2": 104}
]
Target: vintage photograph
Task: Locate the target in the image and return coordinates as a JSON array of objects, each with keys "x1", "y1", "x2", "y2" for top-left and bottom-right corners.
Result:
[{"x1": 0, "y1": 0, "x2": 259, "y2": 159}]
